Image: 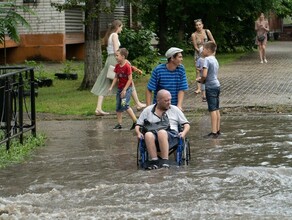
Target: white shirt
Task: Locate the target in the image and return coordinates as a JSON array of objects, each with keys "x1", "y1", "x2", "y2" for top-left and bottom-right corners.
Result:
[
  {"x1": 137, "y1": 104, "x2": 189, "y2": 132},
  {"x1": 107, "y1": 33, "x2": 120, "y2": 55}
]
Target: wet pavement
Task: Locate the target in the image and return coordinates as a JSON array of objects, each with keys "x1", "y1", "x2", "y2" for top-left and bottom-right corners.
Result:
[
  {"x1": 0, "y1": 41, "x2": 292, "y2": 219},
  {"x1": 185, "y1": 41, "x2": 292, "y2": 111}
]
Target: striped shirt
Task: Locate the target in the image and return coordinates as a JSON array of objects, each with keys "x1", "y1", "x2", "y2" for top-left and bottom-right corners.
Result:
[{"x1": 147, "y1": 64, "x2": 188, "y2": 105}]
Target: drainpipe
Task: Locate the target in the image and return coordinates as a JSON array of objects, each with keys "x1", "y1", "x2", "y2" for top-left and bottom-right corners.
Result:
[
  {"x1": 129, "y1": 3, "x2": 132, "y2": 28},
  {"x1": 4, "y1": 37, "x2": 6, "y2": 65}
]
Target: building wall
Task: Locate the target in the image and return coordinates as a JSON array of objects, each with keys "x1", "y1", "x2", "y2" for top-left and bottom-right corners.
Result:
[
  {"x1": 1, "y1": 0, "x2": 129, "y2": 64},
  {"x1": 17, "y1": 0, "x2": 65, "y2": 34},
  {"x1": 0, "y1": 0, "x2": 66, "y2": 63},
  {"x1": 7, "y1": 33, "x2": 65, "y2": 62}
]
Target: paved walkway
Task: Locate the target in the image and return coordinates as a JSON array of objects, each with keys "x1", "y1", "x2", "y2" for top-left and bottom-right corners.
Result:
[{"x1": 184, "y1": 41, "x2": 292, "y2": 112}]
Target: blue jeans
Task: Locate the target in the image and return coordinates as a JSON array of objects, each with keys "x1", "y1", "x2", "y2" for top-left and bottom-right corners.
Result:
[
  {"x1": 116, "y1": 87, "x2": 132, "y2": 112},
  {"x1": 206, "y1": 87, "x2": 220, "y2": 112}
]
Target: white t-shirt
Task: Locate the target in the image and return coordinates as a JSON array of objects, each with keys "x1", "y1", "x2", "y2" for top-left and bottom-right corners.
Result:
[{"x1": 137, "y1": 104, "x2": 189, "y2": 132}]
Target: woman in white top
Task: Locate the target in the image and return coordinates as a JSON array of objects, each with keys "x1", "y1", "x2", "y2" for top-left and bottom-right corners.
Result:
[
  {"x1": 191, "y1": 19, "x2": 215, "y2": 94},
  {"x1": 255, "y1": 13, "x2": 269, "y2": 63},
  {"x1": 91, "y1": 20, "x2": 145, "y2": 115}
]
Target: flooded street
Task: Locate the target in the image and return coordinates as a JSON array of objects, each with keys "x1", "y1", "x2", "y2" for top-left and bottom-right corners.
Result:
[{"x1": 0, "y1": 114, "x2": 291, "y2": 219}]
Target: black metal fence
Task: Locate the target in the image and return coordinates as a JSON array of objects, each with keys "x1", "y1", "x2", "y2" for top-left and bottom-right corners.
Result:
[{"x1": 0, "y1": 66, "x2": 36, "y2": 150}]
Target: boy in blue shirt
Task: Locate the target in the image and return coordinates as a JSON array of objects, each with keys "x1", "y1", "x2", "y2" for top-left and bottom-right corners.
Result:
[{"x1": 201, "y1": 41, "x2": 221, "y2": 138}]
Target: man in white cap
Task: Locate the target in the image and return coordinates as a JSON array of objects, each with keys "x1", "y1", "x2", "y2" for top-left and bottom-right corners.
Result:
[{"x1": 146, "y1": 47, "x2": 188, "y2": 111}]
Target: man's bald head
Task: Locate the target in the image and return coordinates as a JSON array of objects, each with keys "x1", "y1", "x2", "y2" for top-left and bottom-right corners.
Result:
[
  {"x1": 156, "y1": 90, "x2": 172, "y2": 110},
  {"x1": 157, "y1": 89, "x2": 171, "y2": 100}
]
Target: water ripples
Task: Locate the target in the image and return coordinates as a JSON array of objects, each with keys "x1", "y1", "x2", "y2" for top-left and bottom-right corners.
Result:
[{"x1": 0, "y1": 114, "x2": 291, "y2": 219}]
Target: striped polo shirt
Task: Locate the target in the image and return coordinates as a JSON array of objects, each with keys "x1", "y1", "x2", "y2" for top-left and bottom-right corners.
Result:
[{"x1": 147, "y1": 63, "x2": 188, "y2": 105}]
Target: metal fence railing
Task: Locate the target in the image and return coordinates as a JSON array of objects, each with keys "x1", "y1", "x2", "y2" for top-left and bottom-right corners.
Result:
[{"x1": 0, "y1": 66, "x2": 36, "y2": 150}]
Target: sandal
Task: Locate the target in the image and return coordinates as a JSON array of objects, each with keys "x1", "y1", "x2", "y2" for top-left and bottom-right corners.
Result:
[{"x1": 145, "y1": 160, "x2": 159, "y2": 170}]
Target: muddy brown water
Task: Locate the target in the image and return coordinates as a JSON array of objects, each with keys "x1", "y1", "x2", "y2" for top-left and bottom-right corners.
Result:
[{"x1": 0, "y1": 114, "x2": 291, "y2": 219}]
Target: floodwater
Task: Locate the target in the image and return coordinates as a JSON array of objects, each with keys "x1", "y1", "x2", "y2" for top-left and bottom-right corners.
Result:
[{"x1": 0, "y1": 114, "x2": 292, "y2": 219}]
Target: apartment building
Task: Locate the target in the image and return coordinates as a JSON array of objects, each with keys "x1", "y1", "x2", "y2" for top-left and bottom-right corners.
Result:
[{"x1": 0, "y1": 0, "x2": 129, "y2": 64}]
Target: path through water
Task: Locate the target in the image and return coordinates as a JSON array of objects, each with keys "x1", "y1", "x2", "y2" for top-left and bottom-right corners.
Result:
[{"x1": 0, "y1": 114, "x2": 292, "y2": 219}]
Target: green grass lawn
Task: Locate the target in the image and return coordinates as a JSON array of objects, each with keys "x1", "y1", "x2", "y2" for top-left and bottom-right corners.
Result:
[{"x1": 36, "y1": 52, "x2": 248, "y2": 115}]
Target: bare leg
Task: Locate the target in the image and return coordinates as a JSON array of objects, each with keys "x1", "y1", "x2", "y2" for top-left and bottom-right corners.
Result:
[
  {"x1": 195, "y1": 82, "x2": 201, "y2": 94},
  {"x1": 132, "y1": 89, "x2": 146, "y2": 108},
  {"x1": 195, "y1": 69, "x2": 201, "y2": 94},
  {"x1": 157, "y1": 130, "x2": 169, "y2": 159},
  {"x1": 145, "y1": 132, "x2": 158, "y2": 159},
  {"x1": 216, "y1": 110, "x2": 220, "y2": 132},
  {"x1": 131, "y1": 82, "x2": 146, "y2": 110},
  {"x1": 210, "y1": 111, "x2": 218, "y2": 134},
  {"x1": 262, "y1": 44, "x2": 267, "y2": 62},
  {"x1": 258, "y1": 45, "x2": 263, "y2": 62},
  {"x1": 126, "y1": 107, "x2": 137, "y2": 122},
  {"x1": 95, "y1": 96, "x2": 109, "y2": 115},
  {"x1": 117, "y1": 112, "x2": 122, "y2": 125}
]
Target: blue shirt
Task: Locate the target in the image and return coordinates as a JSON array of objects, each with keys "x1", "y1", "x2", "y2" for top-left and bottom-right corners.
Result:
[
  {"x1": 147, "y1": 64, "x2": 188, "y2": 105},
  {"x1": 203, "y1": 55, "x2": 220, "y2": 89}
]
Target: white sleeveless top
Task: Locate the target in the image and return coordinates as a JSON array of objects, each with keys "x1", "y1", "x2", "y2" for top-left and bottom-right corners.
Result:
[{"x1": 107, "y1": 33, "x2": 120, "y2": 55}]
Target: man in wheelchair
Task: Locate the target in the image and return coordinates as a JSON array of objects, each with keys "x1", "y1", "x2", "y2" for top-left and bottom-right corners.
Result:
[{"x1": 135, "y1": 89, "x2": 190, "y2": 169}]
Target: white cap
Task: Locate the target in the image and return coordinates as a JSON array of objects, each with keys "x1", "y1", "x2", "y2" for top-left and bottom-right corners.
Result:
[{"x1": 165, "y1": 47, "x2": 183, "y2": 58}]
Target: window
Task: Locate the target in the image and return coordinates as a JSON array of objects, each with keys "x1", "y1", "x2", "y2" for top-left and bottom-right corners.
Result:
[{"x1": 116, "y1": 0, "x2": 124, "y2": 7}]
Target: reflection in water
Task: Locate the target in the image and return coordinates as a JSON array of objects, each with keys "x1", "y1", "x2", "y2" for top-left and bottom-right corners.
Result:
[{"x1": 0, "y1": 114, "x2": 291, "y2": 219}]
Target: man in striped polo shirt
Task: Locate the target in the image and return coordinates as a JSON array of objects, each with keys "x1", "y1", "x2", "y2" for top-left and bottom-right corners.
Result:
[{"x1": 146, "y1": 47, "x2": 189, "y2": 111}]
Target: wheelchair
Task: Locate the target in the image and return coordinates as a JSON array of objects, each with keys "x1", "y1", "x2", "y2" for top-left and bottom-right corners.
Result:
[{"x1": 136, "y1": 131, "x2": 191, "y2": 169}]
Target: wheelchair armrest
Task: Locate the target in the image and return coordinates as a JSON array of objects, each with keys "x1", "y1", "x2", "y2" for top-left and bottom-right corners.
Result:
[{"x1": 178, "y1": 124, "x2": 185, "y2": 132}]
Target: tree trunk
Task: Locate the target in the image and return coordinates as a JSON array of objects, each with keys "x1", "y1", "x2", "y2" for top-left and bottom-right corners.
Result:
[
  {"x1": 79, "y1": 0, "x2": 102, "y2": 90},
  {"x1": 158, "y1": 0, "x2": 168, "y2": 52},
  {"x1": 178, "y1": 2, "x2": 187, "y2": 42}
]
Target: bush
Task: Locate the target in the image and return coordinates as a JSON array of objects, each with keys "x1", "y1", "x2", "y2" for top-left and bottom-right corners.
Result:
[{"x1": 119, "y1": 27, "x2": 159, "y2": 75}]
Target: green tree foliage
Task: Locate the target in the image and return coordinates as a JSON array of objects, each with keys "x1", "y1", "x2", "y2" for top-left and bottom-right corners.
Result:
[
  {"x1": 136, "y1": 0, "x2": 292, "y2": 52},
  {"x1": 119, "y1": 27, "x2": 158, "y2": 75},
  {"x1": 0, "y1": 1, "x2": 32, "y2": 44},
  {"x1": 273, "y1": 0, "x2": 292, "y2": 18}
]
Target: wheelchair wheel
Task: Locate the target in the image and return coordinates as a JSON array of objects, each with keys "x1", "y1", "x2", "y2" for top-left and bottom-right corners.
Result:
[
  {"x1": 182, "y1": 138, "x2": 191, "y2": 165},
  {"x1": 137, "y1": 138, "x2": 148, "y2": 169},
  {"x1": 136, "y1": 141, "x2": 140, "y2": 167}
]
